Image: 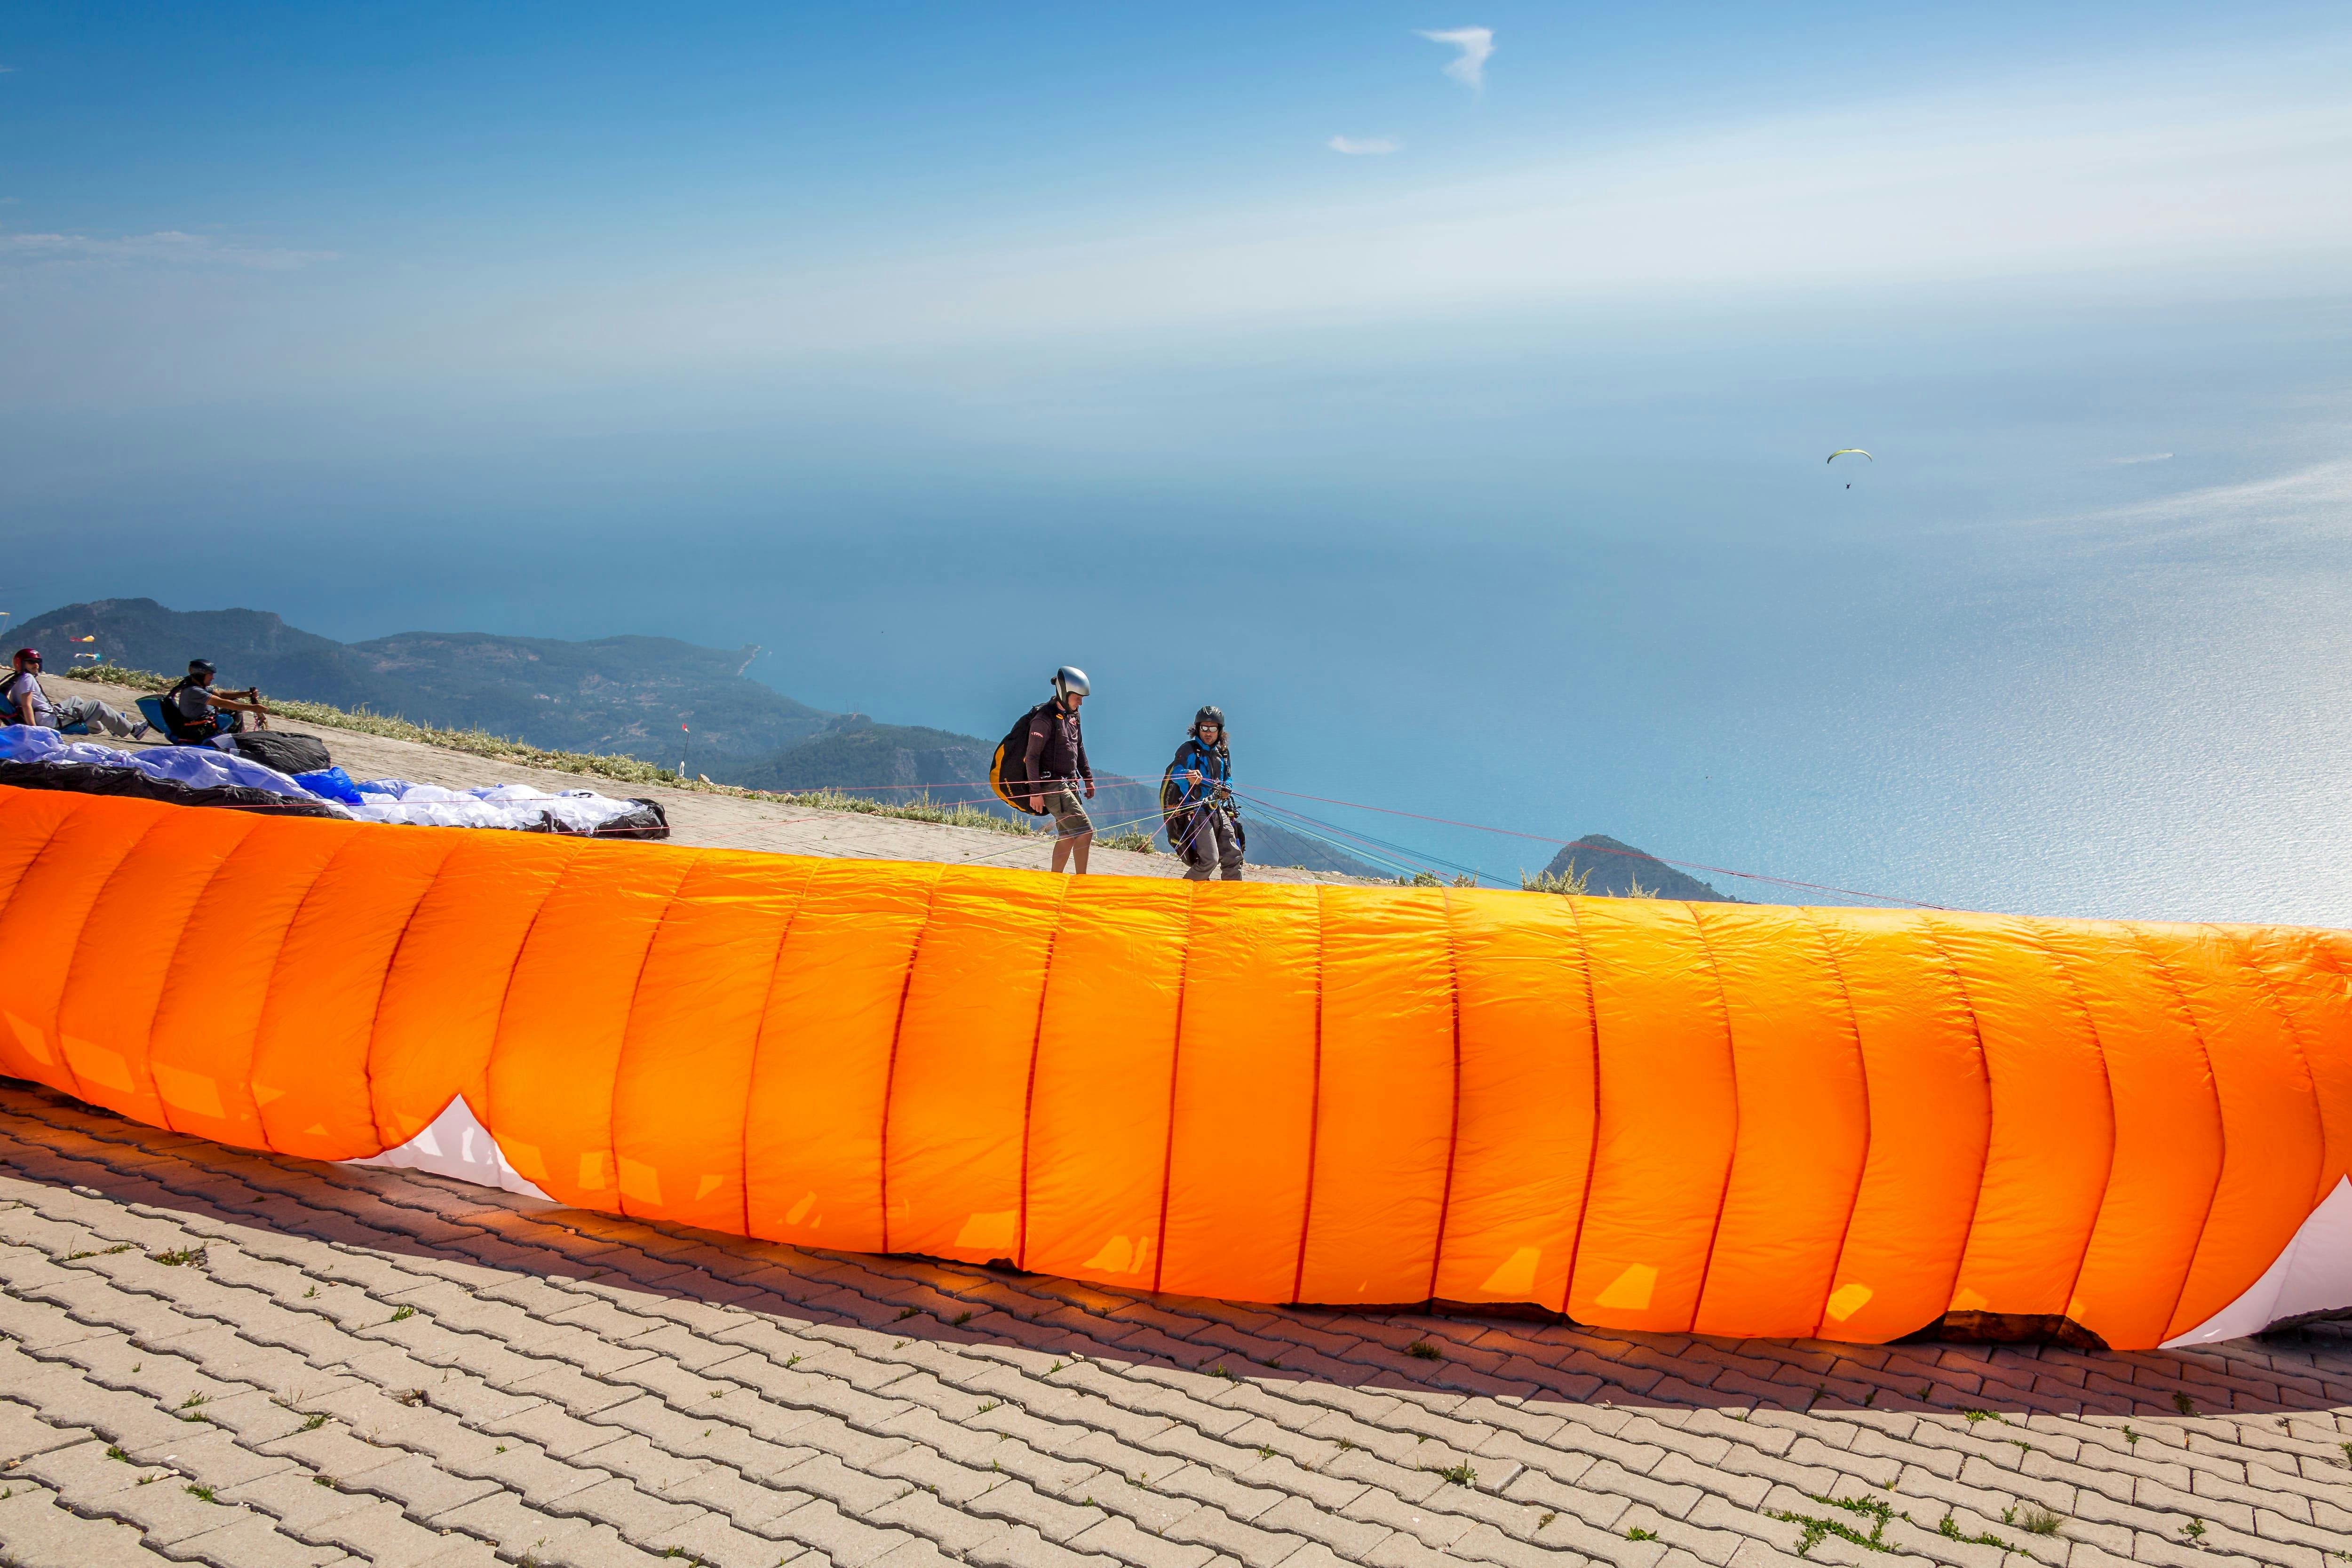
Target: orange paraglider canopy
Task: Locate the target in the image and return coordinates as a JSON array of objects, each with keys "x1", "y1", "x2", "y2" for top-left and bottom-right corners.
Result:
[{"x1": 1, "y1": 783, "x2": 2345, "y2": 1350}]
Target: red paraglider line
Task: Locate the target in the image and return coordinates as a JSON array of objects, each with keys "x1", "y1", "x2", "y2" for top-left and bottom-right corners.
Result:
[{"x1": 1232, "y1": 786, "x2": 1948, "y2": 910}]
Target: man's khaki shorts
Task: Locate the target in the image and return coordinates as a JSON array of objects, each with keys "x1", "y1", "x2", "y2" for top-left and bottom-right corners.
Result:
[{"x1": 1039, "y1": 786, "x2": 1092, "y2": 840}]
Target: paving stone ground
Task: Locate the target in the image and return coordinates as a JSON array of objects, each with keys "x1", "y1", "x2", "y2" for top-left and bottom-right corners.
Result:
[{"x1": 2, "y1": 1083, "x2": 2348, "y2": 1568}]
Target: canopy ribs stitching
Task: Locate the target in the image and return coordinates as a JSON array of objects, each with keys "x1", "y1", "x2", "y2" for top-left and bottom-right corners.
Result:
[
  {"x1": 243, "y1": 829, "x2": 368, "y2": 1157},
  {"x1": 2022, "y1": 918, "x2": 2122, "y2": 1321},
  {"x1": 1013, "y1": 880, "x2": 1073, "y2": 1271},
  {"x1": 2233, "y1": 930, "x2": 2329, "y2": 1208},
  {"x1": 1914, "y1": 913, "x2": 1998, "y2": 1317},
  {"x1": 479, "y1": 840, "x2": 592, "y2": 1140},
  {"x1": 606, "y1": 853, "x2": 701, "y2": 1221},
  {"x1": 48, "y1": 805, "x2": 171, "y2": 1108},
  {"x1": 117, "y1": 813, "x2": 258, "y2": 1138},
  {"x1": 1797, "y1": 907, "x2": 1870, "y2": 1340},
  {"x1": 878, "y1": 868, "x2": 946, "y2": 1256},
  {"x1": 1148, "y1": 882, "x2": 1200, "y2": 1296},
  {"x1": 1685, "y1": 902, "x2": 1744, "y2": 1332},
  {"x1": 735, "y1": 860, "x2": 819, "y2": 1241},
  {"x1": 2121, "y1": 922, "x2": 2229, "y2": 1343},
  {"x1": 1289, "y1": 884, "x2": 1328, "y2": 1305},
  {"x1": 1424, "y1": 891, "x2": 1466, "y2": 1307},
  {"x1": 1557, "y1": 895, "x2": 1605, "y2": 1320}
]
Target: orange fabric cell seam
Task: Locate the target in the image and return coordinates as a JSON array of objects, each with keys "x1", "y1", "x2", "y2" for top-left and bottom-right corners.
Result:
[
  {"x1": 2050, "y1": 918, "x2": 2223, "y2": 1349},
  {"x1": 1427, "y1": 889, "x2": 1596, "y2": 1312},
  {"x1": 1936, "y1": 913, "x2": 2117, "y2": 1320},
  {"x1": 885, "y1": 870, "x2": 1067, "y2": 1264},
  {"x1": 1019, "y1": 878, "x2": 1192, "y2": 1289},
  {"x1": 55, "y1": 806, "x2": 257, "y2": 1134},
  {"x1": 485, "y1": 843, "x2": 697, "y2": 1207},
  {"x1": 1566, "y1": 898, "x2": 1740, "y2": 1332},
  {"x1": 0, "y1": 798, "x2": 165, "y2": 1095},
  {"x1": 1690, "y1": 904, "x2": 1871, "y2": 1339},
  {"x1": 2154, "y1": 922, "x2": 2326, "y2": 1339},
  {"x1": 742, "y1": 859, "x2": 942, "y2": 1252},
  {"x1": 252, "y1": 826, "x2": 459, "y2": 1161},
  {"x1": 2254, "y1": 928, "x2": 2352, "y2": 1200},
  {"x1": 368, "y1": 833, "x2": 585, "y2": 1148},
  {"x1": 1157, "y1": 883, "x2": 1323, "y2": 1304},
  {"x1": 611, "y1": 852, "x2": 815, "y2": 1229},
  {"x1": 145, "y1": 814, "x2": 357, "y2": 1154},
  {"x1": 1812, "y1": 909, "x2": 1990, "y2": 1342},
  {"x1": 1293, "y1": 887, "x2": 1456, "y2": 1305}
]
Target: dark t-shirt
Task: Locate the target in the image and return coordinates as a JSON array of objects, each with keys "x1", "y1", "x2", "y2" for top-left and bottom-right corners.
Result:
[
  {"x1": 1020, "y1": 701, "x2": 1090, "y2": 784},
  {"x1": 168, "y1": 684, "x2": 212, "y2": 723}
]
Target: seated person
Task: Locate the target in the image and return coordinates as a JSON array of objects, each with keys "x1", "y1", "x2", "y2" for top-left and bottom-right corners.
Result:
[
  {"x1": 7, "y1": 647, "x2": 151, "y2": 738},
  {"x1": 159, "y1": 659, "x2": 270, "y2": 745}
]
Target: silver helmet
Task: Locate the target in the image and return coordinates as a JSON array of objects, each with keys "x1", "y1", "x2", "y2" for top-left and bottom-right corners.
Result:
[{"x1": 1051, "y1": 666, "x2": 1091, "y2": 699}]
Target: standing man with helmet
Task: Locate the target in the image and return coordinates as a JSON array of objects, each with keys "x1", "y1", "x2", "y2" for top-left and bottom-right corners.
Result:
[
  {"x1": 1021, "y1": 666, "x2": 1096, "y2": 875},
  {"x1": 1164, "y1": 705, "x2": 1244, "y2": 881},
  {"x1": 6, "y1": 648, "x2": 152, "y2": 738}
]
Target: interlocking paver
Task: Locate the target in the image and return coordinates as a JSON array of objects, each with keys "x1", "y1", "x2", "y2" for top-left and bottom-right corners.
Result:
[{"x1": 5, "y1": 1081, "x2": 2350, "y2": 1568}]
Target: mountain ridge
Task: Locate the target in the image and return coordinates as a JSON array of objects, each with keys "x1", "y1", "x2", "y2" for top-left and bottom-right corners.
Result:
[{"x1": 16, "y1": 598, "x2": 1384, "y2": 876}]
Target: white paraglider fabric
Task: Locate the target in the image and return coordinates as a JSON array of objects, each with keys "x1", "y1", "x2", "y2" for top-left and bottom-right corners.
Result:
[
  {"x1": 0, "y1": 724, "x2": 308, "y2": 794},
  {"x1": 1, "y1": 724, "x2": 655, "y2": 835},
  {"x1": 2164, "y1": 1176, "x2": 2352, "y2": 1346},
  {"x1": 344, "y1": 1096, "x2": 553, "y2": 1201},
  {"x1": 338, "y1": 779, "x2": 649, "y2": 833}
]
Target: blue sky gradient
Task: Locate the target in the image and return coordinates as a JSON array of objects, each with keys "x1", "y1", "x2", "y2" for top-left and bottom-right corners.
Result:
[{"x1": 4, "y1": 4, "x2": 2350, "y2": 917}]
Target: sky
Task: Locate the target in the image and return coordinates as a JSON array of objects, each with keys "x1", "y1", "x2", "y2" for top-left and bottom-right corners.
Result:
[{"x1": 4, "y1": 3, "x2": 2351, "y2": 920}]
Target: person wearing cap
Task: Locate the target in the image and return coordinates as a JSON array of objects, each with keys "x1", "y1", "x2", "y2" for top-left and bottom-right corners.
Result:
[
  {"x1": 1167, "y1": 705, "x2": 1244, "y2": 881},
  {"x1": 158, "y1": 659, "x2": 268, "y2": 745},
  {"x1": 7, "y1": 648, "x2": 153, "y2": 739},
  {"x1": 1021, "y1": 666, "x2": 1095, "y2": 874}
]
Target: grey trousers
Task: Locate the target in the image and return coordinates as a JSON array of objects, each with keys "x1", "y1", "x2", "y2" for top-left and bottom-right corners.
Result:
[
  {"x1": 1179, "y1": 808, "x2": 1244, "y2": 881},
  {"x1": 46, "y1": 698, "x2": 144, "y2": 739}
]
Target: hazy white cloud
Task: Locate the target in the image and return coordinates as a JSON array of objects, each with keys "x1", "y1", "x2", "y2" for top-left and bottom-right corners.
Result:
[
  {"x1": 1328, "y1": 135, "x2": 1401, "y2": 156},
  {"x1": 2043, "y1": 459, "x2": 2352, "y2": 545},
  {"x1": 15, "y1": 38, "x2": 2352, "y2": 393},
  {"x1": 1419, "y1": 27, "x2": 1493, "y2": 90},
  {"x1": 1, "y1": 230, "x2": 334, "y2": 271},
  {"x1": 589, "y1": 56, "x2": 2346, "y2": 360},
  {"x1": 2107, "y1": 452, "x2": 2175, "y2": 464}
]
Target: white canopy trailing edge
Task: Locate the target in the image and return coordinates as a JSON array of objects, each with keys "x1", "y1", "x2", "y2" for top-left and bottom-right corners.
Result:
[
  {"x1": 346, "y1": 1096, "x2": 553, "y2": 1201},
  {"x1": 2163, "y1": 1177, "x2": 2352, "y2": 1346}
]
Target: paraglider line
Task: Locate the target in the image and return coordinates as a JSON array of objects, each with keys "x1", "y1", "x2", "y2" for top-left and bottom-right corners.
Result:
[
  {"x1": 1238, "y1": 793, "x2": 1502, "y2": 885},
  {"x1": 1237, "y1": 785, "x2": 1945, "y2": 908}
]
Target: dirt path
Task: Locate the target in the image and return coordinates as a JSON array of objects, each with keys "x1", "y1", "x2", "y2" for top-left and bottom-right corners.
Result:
[{"x1": 32, "y1": 674, "x2": 1374, "y2": 885}]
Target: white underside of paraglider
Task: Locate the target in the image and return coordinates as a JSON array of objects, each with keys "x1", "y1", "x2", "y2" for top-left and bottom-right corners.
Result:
[
  {"x1": 2163, "y1": 1176, "x2": 2352, "y2": 1347},
  {"x1": 343, "y1": 1095, "x2": 552, "y2": 1202}
]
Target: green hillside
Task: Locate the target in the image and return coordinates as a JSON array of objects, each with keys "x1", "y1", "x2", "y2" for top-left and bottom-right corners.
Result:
[{"x1": 17, "y1": 599, "x2": 832, "y2": 775}]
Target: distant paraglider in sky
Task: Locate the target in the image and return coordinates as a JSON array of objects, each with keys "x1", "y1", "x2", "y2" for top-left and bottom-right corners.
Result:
[{"x1": 1828, "y1": 448, "x2": 1871, "y2": 488}]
